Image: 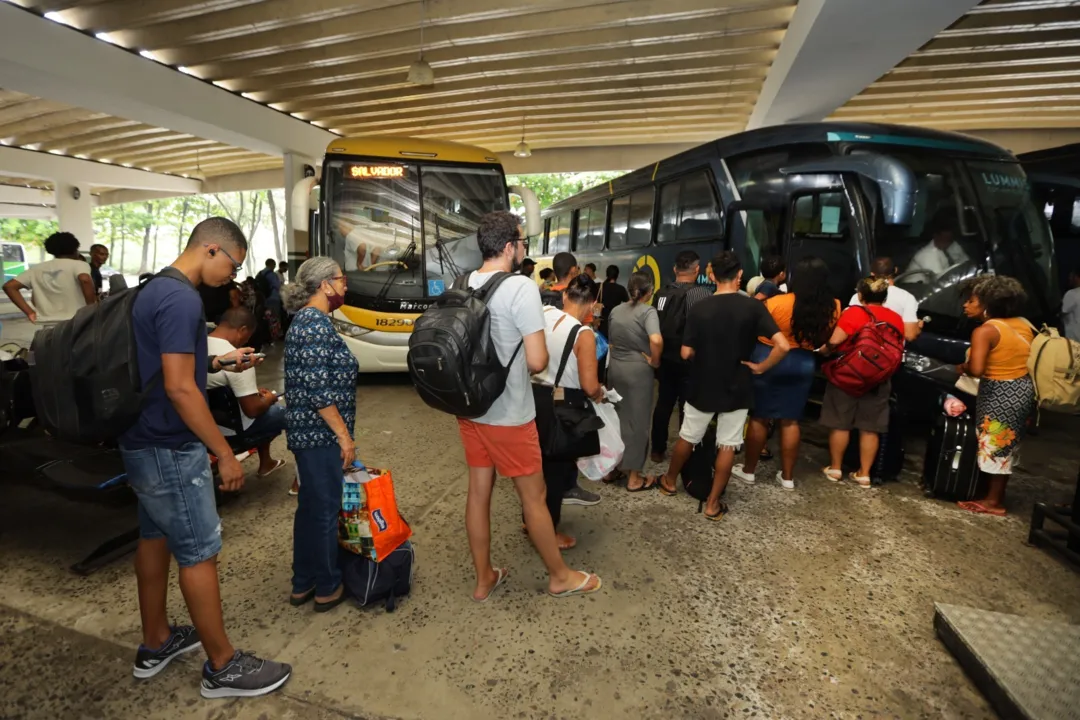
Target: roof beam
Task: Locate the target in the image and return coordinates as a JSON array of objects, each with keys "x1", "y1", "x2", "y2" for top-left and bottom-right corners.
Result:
[
  {"x1": 0, "y1": 203, "x2": 55, "y2": 220},
  {"x1": 747, "y1": 0, "x2": 981, "y2": 129},
  {"x1": 0, "y1": 3, "x2": 334, "y2": 160},
  {"x1": 0, "y1": 184, "x2": 55, "y2": 205},
  {"x1": 0, "y1": 146, "x2": 201, "y2": 193}
]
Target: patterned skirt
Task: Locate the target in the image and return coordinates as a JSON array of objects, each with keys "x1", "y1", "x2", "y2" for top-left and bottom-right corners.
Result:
[{"x1": 974, "y1": 375, "x2": 1035, "y2": 475}]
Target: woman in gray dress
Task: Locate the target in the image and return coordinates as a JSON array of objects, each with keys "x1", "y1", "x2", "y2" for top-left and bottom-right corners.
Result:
[{"x1": 607, "y1": 270, "x2": 663, "y2": 491}]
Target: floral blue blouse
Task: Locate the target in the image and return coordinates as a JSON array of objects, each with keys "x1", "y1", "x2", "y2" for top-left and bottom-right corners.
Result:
[{"x1": 284, "y1": 307, "x2": 358, "y2": 451}]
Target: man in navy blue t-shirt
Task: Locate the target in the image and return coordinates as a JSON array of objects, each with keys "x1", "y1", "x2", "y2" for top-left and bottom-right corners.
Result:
[{"x1": 121, "y1": 217, "x2": 291, "y2": 698}]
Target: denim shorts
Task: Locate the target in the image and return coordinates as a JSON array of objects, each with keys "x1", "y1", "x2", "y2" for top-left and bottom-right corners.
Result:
[{"x1": 120, "y1": 441, "x2": 222, "y2": 568}]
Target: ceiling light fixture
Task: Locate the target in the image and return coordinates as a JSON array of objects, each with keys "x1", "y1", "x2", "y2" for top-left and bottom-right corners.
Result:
[
  {"x1": 48, "y1": 149, "x2": 65, "y2": 155},
  {"x1": 139, "y1": 50, "x2": 157, "y2": 61},
  {"x1": 177, "y1": 66, "x2": 197, "y2": 76},
  {"x1": 407, "y1": 1, "x2": 434, "y2": 86},
  {"x1": 241, "y1": 92, "x2": 256, "y2": 100},
  {"x1": 95, "y1": 32, "x2": 117, "y2": 45},
  {"x1": 513, "y1": 116, "x2": 532, "y2": 158}
]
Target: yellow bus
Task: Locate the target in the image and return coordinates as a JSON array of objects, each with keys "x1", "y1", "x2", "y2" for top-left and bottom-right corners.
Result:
[{"x1": 292, "y1": 136, "x2": 539, "y2": 371}]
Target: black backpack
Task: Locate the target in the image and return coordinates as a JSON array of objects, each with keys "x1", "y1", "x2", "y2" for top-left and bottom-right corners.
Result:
[
  {"x1": 407, "y1": 272, "x2": 521, "y2": 418},
  {"x1": 28, "y1": 268, "x2": 194, "y2": 444},
  {"x1": 540, "y1": 288, "x2": 563, "y2": 309},
  {"x1": 341, "y1": 540, "x2": 414, "y2": 612},
  {"x1": 655, "y1": 283, "x2": 693, "y2": 364},
  {"x1": 681, "y1": 421, "x2": 716, "y2": 509}
]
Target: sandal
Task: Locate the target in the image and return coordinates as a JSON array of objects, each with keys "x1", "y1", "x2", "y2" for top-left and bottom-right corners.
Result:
[
  {"x1": 257, "y1": 458, "x2": 287, "y2": 478},
  {"x1": 957, "y1": 500, "x2": 1006, "y2": 517},
  {"x1": 602, "y1": 470, "x2": 626, "y2": 485},
  {"x1": 657, "y1": 476, "x2": 678, "y2": 497},
  {"x1": 626, "y1": 475, "x2": 657, "y2": 493},
  {"x1": 473, "y1": 567, "x2": 509, "y2": 603},
  {"x1": 289, "y1": 587, "x2": 315, "y2": 607},
  {"x1": 849, "y1": 472, "x2": 872, "y2": 489},
  {"x1": 548, "y1": 571, "x2": 602, "y2": 598},
  {"x1": 822, "y1": 466, "x2": 842, "y2": 483},
  {"x1": 703, "y1": 501, "x2": 728, "y2": 522}
]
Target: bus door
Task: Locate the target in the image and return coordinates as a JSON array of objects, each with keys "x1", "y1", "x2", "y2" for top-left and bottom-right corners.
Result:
[{"x1": 784, "y1": 184, "x2": 863, "y2": 303}]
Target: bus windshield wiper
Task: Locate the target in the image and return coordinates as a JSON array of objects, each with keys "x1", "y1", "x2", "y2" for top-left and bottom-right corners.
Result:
[{"x1": 375, "y1": 239, "x2": 417, "y2": 305}]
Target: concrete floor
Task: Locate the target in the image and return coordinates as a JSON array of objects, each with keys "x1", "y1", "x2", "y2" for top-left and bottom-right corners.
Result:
[{"x1": 1, "y1": 338, "x2": 1079, "y2": 720}]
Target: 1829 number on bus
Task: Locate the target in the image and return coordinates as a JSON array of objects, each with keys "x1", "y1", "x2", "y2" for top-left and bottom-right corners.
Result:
[{"x1": 375, "y1": 318, "x2": 412, "y2": 327}]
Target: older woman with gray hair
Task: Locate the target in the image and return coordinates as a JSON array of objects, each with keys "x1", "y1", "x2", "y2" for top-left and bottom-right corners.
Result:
[
  {"x1": 607, "y1": 270, "x2": 663, "y2": 491},
  {"x1": 282, "y1": 257, "x2": 358, "y2": 613}
]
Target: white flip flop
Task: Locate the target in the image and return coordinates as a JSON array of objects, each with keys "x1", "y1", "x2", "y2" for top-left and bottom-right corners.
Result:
[
  {"x1": 473, "y1": 567, "x2": 509, "y2": 603},
  {"x1": 548, "y1": 571, "x2": 602, "y2": 598}
]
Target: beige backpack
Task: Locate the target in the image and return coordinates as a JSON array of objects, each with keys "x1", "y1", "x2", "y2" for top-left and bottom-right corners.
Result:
[{"x1": 1026, "y1": 324, "x2": 1080, "y2": 414}]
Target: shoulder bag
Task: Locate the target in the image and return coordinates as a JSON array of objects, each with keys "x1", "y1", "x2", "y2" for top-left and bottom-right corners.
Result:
[{"x1": 532, "y1": 322, "x2": 603, "y2": 461}]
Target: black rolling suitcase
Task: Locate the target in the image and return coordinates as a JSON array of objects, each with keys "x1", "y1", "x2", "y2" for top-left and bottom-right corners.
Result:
[{"x1": 923, "y1": 414, "x2": 984, "y2": 501}]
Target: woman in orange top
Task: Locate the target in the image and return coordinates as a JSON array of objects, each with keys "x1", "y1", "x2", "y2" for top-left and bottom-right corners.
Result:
[
  {"x1": 733, "y1": 256, "x2": 840, "y2": 490},
  {"x1": 956, "y1": 275, "x2": 1036, "y2": 516}
]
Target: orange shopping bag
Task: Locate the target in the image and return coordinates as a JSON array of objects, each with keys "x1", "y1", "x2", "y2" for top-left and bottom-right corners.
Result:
[{"x1": 338, "y1": 464, "x2": 412, "y2": 562}]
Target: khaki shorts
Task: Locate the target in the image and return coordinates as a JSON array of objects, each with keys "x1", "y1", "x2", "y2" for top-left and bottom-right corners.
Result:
[
  {"x1": 679, "y1": 402, "x2": 748, "y2": 449},
  {"x1": 819, "y1": 381, "x2": 891, "y2": 434}
]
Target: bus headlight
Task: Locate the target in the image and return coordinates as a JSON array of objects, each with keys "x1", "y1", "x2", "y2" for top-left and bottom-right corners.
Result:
[{"x1": 332, "y1": 317, "x2": 370, "y2": 338}]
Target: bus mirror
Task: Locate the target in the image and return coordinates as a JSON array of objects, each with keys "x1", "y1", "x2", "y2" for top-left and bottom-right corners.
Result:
[
  {"x1": 509, "y1": 184, "x2": 542, "y2": 238},
  {"x1": 780, "y1": 153, "x2": 915, "y2": 225},
  {"x1": 290, "y1": 176, "x2": 318, "y2": 233}
]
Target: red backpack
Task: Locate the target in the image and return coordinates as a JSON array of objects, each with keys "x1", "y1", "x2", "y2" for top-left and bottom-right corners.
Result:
[{"x1": 823, "y1": 306, "x2": 904, "y2": 397}]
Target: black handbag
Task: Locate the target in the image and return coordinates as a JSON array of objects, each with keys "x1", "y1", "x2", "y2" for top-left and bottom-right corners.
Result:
[{"x1": 534, "y1": 323, "x2": 603, "y2": 462}]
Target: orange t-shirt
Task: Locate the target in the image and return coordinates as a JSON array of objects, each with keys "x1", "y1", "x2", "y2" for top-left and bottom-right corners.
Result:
[{"x1": 758, "y1": 293, "x2": 840, "y2": 350}]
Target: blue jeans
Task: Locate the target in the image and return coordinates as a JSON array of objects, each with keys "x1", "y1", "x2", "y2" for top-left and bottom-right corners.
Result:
[
  {"x1": 120, "y1": 442, "x2": 221, "y2": 568},
  {"x1": 235, "y1": 404, "x2": 286, "y2": 448},
  {"x1": 292, "y1": 444, "x2": 344, "y2": 596}
]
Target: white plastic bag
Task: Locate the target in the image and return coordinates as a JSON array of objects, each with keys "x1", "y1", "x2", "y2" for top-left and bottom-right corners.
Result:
[{"x1": 576, "y1": 401, "x2": 624, "y2": 481}]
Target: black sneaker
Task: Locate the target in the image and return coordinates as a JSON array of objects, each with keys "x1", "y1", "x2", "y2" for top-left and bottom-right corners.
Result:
[
  {"x1": 562, "y1": 483, "x2": 601, "y2": 506},
  {"x1": 200, "y1": 651, "x2": 292, "y2": 699},
  {"x1": 132, "y1": 625, "x2": 202, "y2": 679}
]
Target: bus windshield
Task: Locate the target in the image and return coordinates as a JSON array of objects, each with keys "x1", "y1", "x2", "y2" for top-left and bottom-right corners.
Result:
[{"x1": 325, "y1": 160, "x2": 505, "y2": 302}]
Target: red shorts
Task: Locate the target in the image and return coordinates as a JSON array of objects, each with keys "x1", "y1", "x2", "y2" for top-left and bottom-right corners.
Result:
[{"x1": 457, "y1": 419, "x2": 543, "y2": 478}]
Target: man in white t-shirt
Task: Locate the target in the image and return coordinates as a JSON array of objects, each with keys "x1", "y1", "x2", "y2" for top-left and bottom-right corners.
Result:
[
  {"x1": 850, "y1": 257, "x2": 922, "y2": 341},
  {"x1": 3, "y1": 232, "x2": 96, "y2": 325},
  {"x1": 206, "y1": 307, "x2": 287, "y2": 477},
  {"x1": 907, "y1": 213, "x2": 969, "y2": 280},
  {"x1": 457, "y1": 211, "x2": 601, "y2": 602}
]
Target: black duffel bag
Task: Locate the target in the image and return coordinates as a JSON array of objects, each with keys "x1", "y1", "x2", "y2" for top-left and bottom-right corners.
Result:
[{"x1": 533, "y1": 322, "x2": 602, "y2": 462}]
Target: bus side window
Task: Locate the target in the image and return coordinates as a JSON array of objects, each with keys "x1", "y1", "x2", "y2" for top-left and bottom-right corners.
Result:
[
  {"x1": 658, "y1": 171, "x2": 722, "y2": 244},
  {"x1": 575, "y1": 201, "x2": 606, "y2": 252},
  {"x1": 549, "y1": 212, "x2": 571, "y2": 254},
  {"x1": 610, "y1": 187, "x2": 654, "y2": 249}
]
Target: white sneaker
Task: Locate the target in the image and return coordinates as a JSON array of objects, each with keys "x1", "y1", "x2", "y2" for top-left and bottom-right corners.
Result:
[
  {"x1": 731, "y1": 464, "x2": 756, "y2": 485},
  {"x1": 776, "y1": 471, "x2": 795, "y2": 491}
]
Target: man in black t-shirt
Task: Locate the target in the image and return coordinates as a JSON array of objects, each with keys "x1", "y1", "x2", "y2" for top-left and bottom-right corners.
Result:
[
  {"x1": 657, "y1": 252, "x2": 790, "y2": 520},
  {"x1": 649, "y1": 250, "x2": 713, "y2": 462},
  {"x1": 597, "y1": 264, "x2": 629, "y2": 338}
]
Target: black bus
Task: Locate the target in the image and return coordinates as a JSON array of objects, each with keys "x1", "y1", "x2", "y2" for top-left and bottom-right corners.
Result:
[
  {"x1": 1020, "y1": 143, "x2": 1080, "y2": 293},
  {"x1": 534, "y1": 122, "x2": 1058, "y2": 415}
]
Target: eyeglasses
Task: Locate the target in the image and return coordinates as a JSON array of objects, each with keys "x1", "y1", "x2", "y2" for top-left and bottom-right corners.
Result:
[
  {"x1": 206, "y1": 244, "x2": 242, "y2": 273},
  {"x1": 330, "y1": 275, "x2": 346, "y2": 283}
]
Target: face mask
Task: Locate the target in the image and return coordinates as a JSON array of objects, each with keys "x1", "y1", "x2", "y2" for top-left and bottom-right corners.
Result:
[{"x1": 326, "y1": 289, "x2": 345, "y2": 312}]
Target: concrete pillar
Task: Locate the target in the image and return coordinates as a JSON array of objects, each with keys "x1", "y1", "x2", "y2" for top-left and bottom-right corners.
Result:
[
  {"x1": 283, "y1": 152, "x2": 317, "y2": 268},
  {"x1": 55, "y1": 181, "x2": 94, "y2": 245}
]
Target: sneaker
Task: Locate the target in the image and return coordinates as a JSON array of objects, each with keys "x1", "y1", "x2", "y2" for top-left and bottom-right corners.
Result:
[
  {"x1": 200, "y1": 651, "x2": 292, "y2": 699},
  {"x1": 562, "y1": 484, "x2": 601, "y2": 506},
  {"x1": 776, "y1": 471, "x2": 795, "y2": 491},
  {"x1": 731, "y1": 464, "x2": 756, "y2": 485},
  {"x1": 132, "y1": 625, "x2": 202, "y2": 679}
]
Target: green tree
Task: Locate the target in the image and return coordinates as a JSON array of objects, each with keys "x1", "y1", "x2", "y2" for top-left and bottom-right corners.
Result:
[{"x1": 506, "y1": 171, "x2": 627, "y2": 211}]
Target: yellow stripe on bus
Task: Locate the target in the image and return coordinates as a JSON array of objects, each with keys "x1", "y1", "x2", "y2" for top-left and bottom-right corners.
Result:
[{"x1": 339, "y1": 305, "x2": 422, "y2": 333}]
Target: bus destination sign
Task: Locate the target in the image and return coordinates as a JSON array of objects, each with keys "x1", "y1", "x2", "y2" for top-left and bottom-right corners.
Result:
[{"x1": 349, "y1": 165, "x2": 406, "y2": 179}]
